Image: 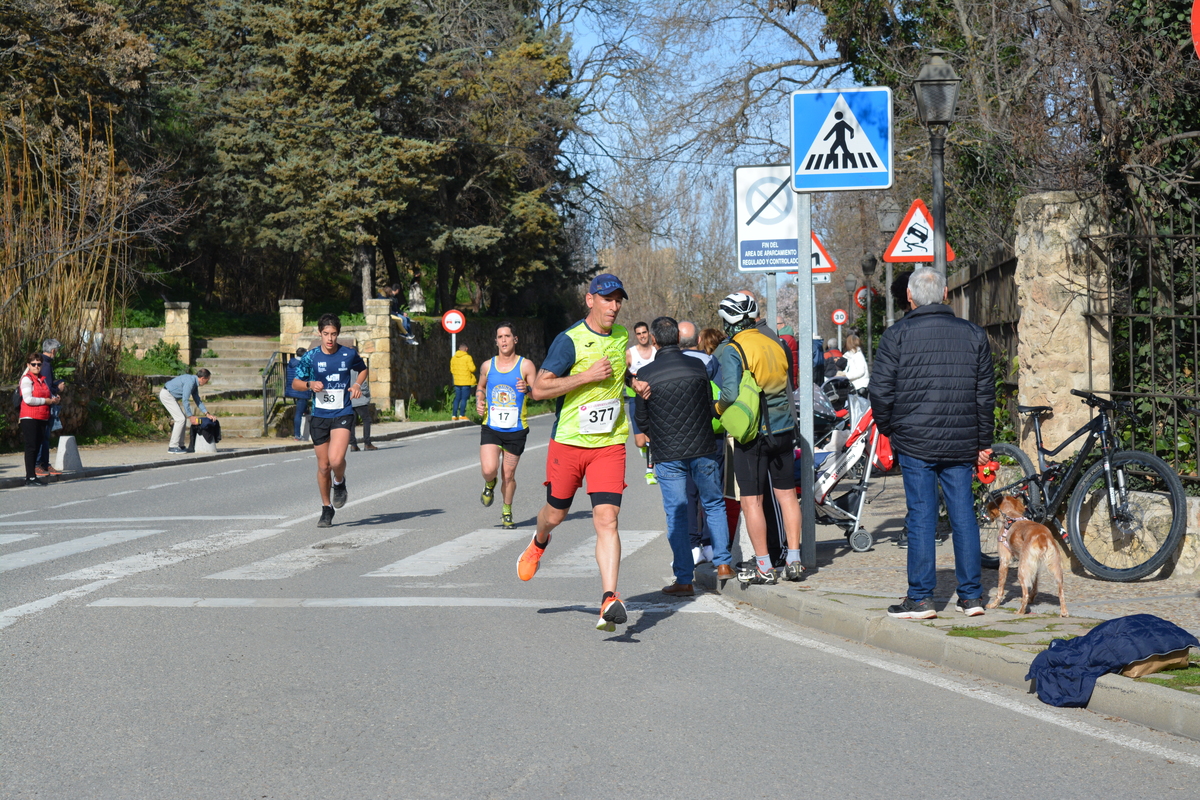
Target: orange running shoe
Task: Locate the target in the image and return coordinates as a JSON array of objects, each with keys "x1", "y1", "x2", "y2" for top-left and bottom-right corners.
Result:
[
  {"x1": 516, "y1": 532, "x2": 550, "y2": 581},
  {"x1": 597, "y1": 592, "x2": 627, "y2": 632}
]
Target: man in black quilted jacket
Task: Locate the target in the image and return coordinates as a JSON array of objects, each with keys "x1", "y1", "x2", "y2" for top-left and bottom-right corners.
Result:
[
  {"x1": 870, "y1": 267, "x2": 994, "y2": 620},
  {"x1": 634, "y1": 316, "x2": 732, "y2": 595}
]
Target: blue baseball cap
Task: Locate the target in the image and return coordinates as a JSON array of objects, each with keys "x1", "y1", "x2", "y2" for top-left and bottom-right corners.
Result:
[{"x1": 588, "y1": 273, "x2": 628, "y2": 299}]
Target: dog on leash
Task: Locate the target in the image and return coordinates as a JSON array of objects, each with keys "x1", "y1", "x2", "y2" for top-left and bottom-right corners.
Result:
[{"x1": 982, "y1": 495, "x2": 1069, "y2": 617}]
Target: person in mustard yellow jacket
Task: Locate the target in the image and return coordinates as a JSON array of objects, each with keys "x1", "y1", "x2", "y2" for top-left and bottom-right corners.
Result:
[{"x1": 450, "y1": 343, "x2": 476, "y2": 420}]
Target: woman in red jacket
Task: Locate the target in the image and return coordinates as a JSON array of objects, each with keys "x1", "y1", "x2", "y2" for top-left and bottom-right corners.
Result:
[{"x1": 19, "y1": 352, "x2": 60, "y2": 487}]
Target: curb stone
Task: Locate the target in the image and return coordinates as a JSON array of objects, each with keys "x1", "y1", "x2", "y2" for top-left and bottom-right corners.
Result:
[{"x1": 696, "y1": 567, "x2": 1200, "y2": 742}]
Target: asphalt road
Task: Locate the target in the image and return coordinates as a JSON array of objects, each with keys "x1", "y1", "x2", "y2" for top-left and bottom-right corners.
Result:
[{"x1": 3, "y1": 417, "x2": 1200, "y2": 799}]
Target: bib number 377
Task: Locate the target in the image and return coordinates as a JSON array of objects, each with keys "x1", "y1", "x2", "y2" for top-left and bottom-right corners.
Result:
[{"x1": 578, "y1": 397, "x2": 619, "y2": 434}]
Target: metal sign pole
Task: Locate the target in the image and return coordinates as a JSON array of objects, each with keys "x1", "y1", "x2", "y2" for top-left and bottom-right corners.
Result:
[
  {"x1": 795, "y1": 193, "x2": 816, "y2": 570},
  {"x1": 766, "y1": 273, "x2": 777, "y2": 331}
]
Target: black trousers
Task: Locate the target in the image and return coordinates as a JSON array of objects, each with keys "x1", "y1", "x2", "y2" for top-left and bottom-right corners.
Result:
[{"x1": 20, "y1": 418, "x2": 48, "y2": 479}]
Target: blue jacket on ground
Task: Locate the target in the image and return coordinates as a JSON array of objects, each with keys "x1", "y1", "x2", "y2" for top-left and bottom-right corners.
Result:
[{"x1": 1026, "y1": 614, "x2": 1199, "y2": 707}]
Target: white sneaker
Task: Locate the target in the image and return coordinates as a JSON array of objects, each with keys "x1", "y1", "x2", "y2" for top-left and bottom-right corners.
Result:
[{"x1": 691, "y1": 546, "x2": 703, "y2": 565}]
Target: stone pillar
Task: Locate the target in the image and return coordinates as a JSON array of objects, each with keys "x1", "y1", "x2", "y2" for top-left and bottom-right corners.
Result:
[
  {"x1": 82, "y1": 301, "x2": 103, "y2": 331},
  {"x1": 363, "y1": 298, "x2": 392, "y2": 406},
  {"x1": 163, "y1": 302, "x2": 191, "y2": 365},
  {"x1": 279, "y1": 300, "x2": 304, "y2": 352},
  {"x1": 1013, "y1": 192, "x2": 1111, "y2": 457}
]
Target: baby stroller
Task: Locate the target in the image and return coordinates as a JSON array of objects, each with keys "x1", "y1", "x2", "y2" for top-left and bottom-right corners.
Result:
[{"x1": 798, "y1": 390, "x2": 893, "y2": 552}]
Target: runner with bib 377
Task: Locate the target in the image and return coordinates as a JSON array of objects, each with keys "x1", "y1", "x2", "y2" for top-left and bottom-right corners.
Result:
[{"x1": 516, "y1": 274, "x2": 633, "y2": 632}]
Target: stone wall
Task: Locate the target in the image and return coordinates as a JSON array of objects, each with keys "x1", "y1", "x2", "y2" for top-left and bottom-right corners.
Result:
[
  {"x1": 1012, "y1": 192, "x2": 1111, "y2": 457},
  {"x1": 108, "y1": 327, "x2": 167, "y2": 358}
]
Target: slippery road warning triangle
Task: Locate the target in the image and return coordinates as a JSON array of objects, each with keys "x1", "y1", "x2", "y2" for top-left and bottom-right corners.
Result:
[
  {"x1": 883, "y1": 199, "x2": 956, "y2": 263},
  {"x1": 797, "y1": 94, "x2": 888, "y2": 175},
  {"x1": 812, "y1": 233, "x2": 836, "y2": 273}
]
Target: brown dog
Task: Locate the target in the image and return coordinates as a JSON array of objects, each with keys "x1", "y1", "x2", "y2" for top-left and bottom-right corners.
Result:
[{"x1": 983, "y1": 495, "x2": 1069, "y2": 617}]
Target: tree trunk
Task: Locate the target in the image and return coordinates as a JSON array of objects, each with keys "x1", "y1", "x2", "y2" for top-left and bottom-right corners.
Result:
[{"x1": 378, "y1": 238, "x2": 402, "y2": 289}]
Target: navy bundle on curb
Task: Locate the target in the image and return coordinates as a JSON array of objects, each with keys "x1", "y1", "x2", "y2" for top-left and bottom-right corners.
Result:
[{"x1": 1026, "y1": 613, "x2": 1199, "y2": 707}]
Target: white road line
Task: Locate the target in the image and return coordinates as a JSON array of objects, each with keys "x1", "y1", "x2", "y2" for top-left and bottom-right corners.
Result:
[
  {"x1": 107, "y1": 490, "x2": 139, "y2": 497},
  {"x1": 206, "y1": 529, "x2": 411, "y2": 580},
  {"x1": 282, "y1": 458, "x2": 304, "y2": 463},
  {"x1": 703, "y1": 595, "x2": 1200, "y2": 770},
  {"x1": 0, "y1": 516, "x2": 283, "y2": 527},
  {"x1": 0, "y1": 509, "x2": 36, "y2": 520},
  {"x1": 538, "y1": 530, "x2": 664, "y2": 577},
  {"x1": 218, "y1": 469, "x2": 246, "y2": 475},
  {"x1": 49, "y1": 529, "x2": 286, "y2": 582},
  {"x1": 189, "y1": 475, "x2": 214, "y2": 482},
  {"x1": 145, "y1": 482, "x2": 181, "y2": 489},
  {"x1": 47, "y1": 499, "x2": 95, "y2": 509},
  {"x1": 0, "y1": 580, "x2": 119, "y2": 630},
  {"x1": 0, "y1": 530, "x2": 165, "y2": 574},
  {"x1": 280, "y1": 442, "x2": 549, "y2": 528},
  {"x1": 0, "y1": 533, "x2": 38, "y2": 546},
  {"x1": 364, "y1": 529, "x2": 528, "y2": 577},
  {"x1": 89, "y1": 596, "x2": 553, "y2": 608}
]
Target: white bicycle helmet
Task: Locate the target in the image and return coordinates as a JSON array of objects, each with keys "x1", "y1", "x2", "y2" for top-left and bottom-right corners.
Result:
[{"x1": 718, "y1": 293, "x2": 758, "y2": 326}]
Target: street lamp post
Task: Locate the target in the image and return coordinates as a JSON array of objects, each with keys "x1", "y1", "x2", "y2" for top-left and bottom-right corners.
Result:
[
  {"x1": 842, "y1": 273, "x2": 857, "y2": 351},
  {"x1": 877, "y1": 197, "x2": 902, "y2": 327},
  {"x1": 860, "y1": 254, "x2": 877, "y2": 364},
  {"x1": 912, "y1": 50, "x2": 961, "y2": 279}
]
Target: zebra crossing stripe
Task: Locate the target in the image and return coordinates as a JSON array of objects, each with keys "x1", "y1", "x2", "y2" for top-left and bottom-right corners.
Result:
[
  {"x1": 363, "y1": 529, "x2": 528, "y2": 577},
  {"x1": 0, "y1": 530, "x2": 166, "y2": 574},
  {"x1": 0, "y1": 534, "x2": 38, "y2": 546},
  {"x1": 537, "y1": 530, "x2": 664, "y2": 577},
  {"x1": 49, "y1": 529, "x2": 286, "y2": 582},
  {"x1": 206, "y1": 529, "x2": 411, "y2": 580}
]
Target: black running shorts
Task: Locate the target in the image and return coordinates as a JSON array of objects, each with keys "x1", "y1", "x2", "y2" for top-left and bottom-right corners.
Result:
[
  {"x1": 310, "y1": 414, "x2": 353, "y2": 446},
  {"x1": 733, "y1": 431, "x2": 796, "y2": 494},
  {"x1": 480, "y1": 425, "x2": 529, "y2": 456}
]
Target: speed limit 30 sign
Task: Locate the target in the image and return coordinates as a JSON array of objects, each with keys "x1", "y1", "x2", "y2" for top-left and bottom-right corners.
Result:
[{"x1": 831, "y1": 308, "x2": 848, "y2": 326}]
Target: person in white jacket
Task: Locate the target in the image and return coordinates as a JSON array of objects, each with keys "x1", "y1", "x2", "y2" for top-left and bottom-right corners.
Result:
[{"x1": 843, "y1": 333, "x2": 870, "y2": 394}]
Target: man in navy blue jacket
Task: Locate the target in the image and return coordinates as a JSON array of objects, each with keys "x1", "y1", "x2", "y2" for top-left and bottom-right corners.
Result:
[{"x1": 870, "y1": 267, "x2": 994, "y2": 620}]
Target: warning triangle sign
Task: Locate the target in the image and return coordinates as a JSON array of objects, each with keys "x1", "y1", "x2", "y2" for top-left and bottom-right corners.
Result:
[
  {"x1": 812, "y1": 233, "x2": 836, "y2": 273},
  {"x1": 882, "y1": 199, "x2": 956, "y2": 263},
  {"x1": 797, "y1": 94, "x2": 888, "y2": 176}
]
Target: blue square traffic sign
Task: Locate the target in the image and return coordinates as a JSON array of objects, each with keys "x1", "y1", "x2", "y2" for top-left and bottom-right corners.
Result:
[{"x1": 791, "y1": 87, "x2": 892, "y2": 192}]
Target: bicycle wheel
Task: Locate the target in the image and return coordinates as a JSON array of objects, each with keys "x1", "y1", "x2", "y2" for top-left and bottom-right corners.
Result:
[
  {"x1": 975, "y1": 443, "x2": 1039, "y2": 567},
  {"x1": 1066, "y1": 450, "x2": 1186, "y2": 581}
]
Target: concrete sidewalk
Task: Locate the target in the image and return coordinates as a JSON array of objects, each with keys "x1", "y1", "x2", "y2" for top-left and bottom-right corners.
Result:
[
  {"x1": 0, "y1": 419, "x2": 470, "y2": 489},
  {"x1": 697, "y1": 471, "x2": 1200, "y2": 741}
]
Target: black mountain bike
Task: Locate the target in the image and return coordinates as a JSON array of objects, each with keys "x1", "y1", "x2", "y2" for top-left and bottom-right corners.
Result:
[{"x1": 976, "y1": 389, "x2": 1186, "y2": 582}]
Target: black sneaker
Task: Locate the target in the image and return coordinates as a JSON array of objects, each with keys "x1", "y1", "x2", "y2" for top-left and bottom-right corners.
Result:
[
  {"x1": 24, "y1": 477, "x2": 47, "y2": 487},
  {"x1": 317, "y1": 505, "x2": 335, "y2": 528},
  {"x1": 896, "y1": 529, "x2": 908, "y2": 548},
  {"x1": 331, "y1": 479, "x2": 348, "y2": 509},
  {"x1": 779, "y1": 562, "x2": 805, "y2": 582},
  {"x1": 887, "y1": 597, "x2": 937, "y2": 619},
  {"x1": 736, "y1": 565, "x2": 779, "y2": 585},
  {"x1": 955, "y1": 597, "x2": 985, "y2": 617}
]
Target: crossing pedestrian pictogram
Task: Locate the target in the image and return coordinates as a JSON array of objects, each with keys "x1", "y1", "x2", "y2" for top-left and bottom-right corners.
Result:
[
  {"x1": 882, "y1": 199, "x2": 956, "y2": 263},
  {"x1": 791, "y1": 88, "x2": 893, "y2": 192}
]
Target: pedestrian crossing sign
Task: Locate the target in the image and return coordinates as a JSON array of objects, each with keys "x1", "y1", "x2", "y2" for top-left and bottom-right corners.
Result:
[{"x1": 791, "y1": 87, "x2": 892, "y2": 192}]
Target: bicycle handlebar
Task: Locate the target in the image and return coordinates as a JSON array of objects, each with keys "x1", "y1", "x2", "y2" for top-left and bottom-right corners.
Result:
[{"x1": 1070, "y1": 388, "x2": 1135, "y2": 419}]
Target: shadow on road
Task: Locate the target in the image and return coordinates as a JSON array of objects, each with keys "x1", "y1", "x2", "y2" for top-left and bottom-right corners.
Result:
[
  {"x1": 346, "y1": 508, "x2": 445, "y2": 526},
  {"x1": 536, "y1": 590, "x2": 695, "y2": 643}
]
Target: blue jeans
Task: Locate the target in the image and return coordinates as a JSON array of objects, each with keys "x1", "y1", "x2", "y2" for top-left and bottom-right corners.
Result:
[
  {"x1": 293, "y1": 396, "x2": 309, "y2": 438},
  {"x1": 654, "y1": 452, "x2": 731, "y2": 583},
  {"x1": 452, "y1": 385, "x2": 472, "y2": 417},
  {"x1": 687, "y1": 443, "x2": 724, "y2": 547},
  {"x1": 898, "y1": 453, "x2": 982, "y2": 602}
]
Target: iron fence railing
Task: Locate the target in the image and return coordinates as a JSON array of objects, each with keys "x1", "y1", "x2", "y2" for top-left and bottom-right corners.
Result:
[
  {"x1": 1085, "y1": 209, "x2": 1200, "y2": 484},
  {"x1": 262, "y1": 351, "x2": 285, "y2": 436}
]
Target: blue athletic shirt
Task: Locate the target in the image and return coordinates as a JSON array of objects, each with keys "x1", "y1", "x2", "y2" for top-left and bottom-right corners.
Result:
[
  {"x1": 484, "y1": 356, "x2": 528, "y2": 432},
  {"x1": 293, "y1": 345, "x2": 367, "y2": 419}
]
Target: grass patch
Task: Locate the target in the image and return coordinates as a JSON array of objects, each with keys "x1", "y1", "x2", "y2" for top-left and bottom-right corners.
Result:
[
  {"x1": 1135, "y1": 661, "x2": 1200, "y2": 690},
  {"x1": 118, "y1": 340, "x2": 189, "y2": 377},
  {"x1": 75, "y1": 396, "x2": 163, "y2": 446},
  {"x1": 946, "y1": 626, "x2": 1025, "y2": 638}
]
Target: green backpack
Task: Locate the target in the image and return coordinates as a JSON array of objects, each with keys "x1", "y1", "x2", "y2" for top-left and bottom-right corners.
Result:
[{"x1": 717, "y1": 340, "x2": 762, "y2": 444}]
